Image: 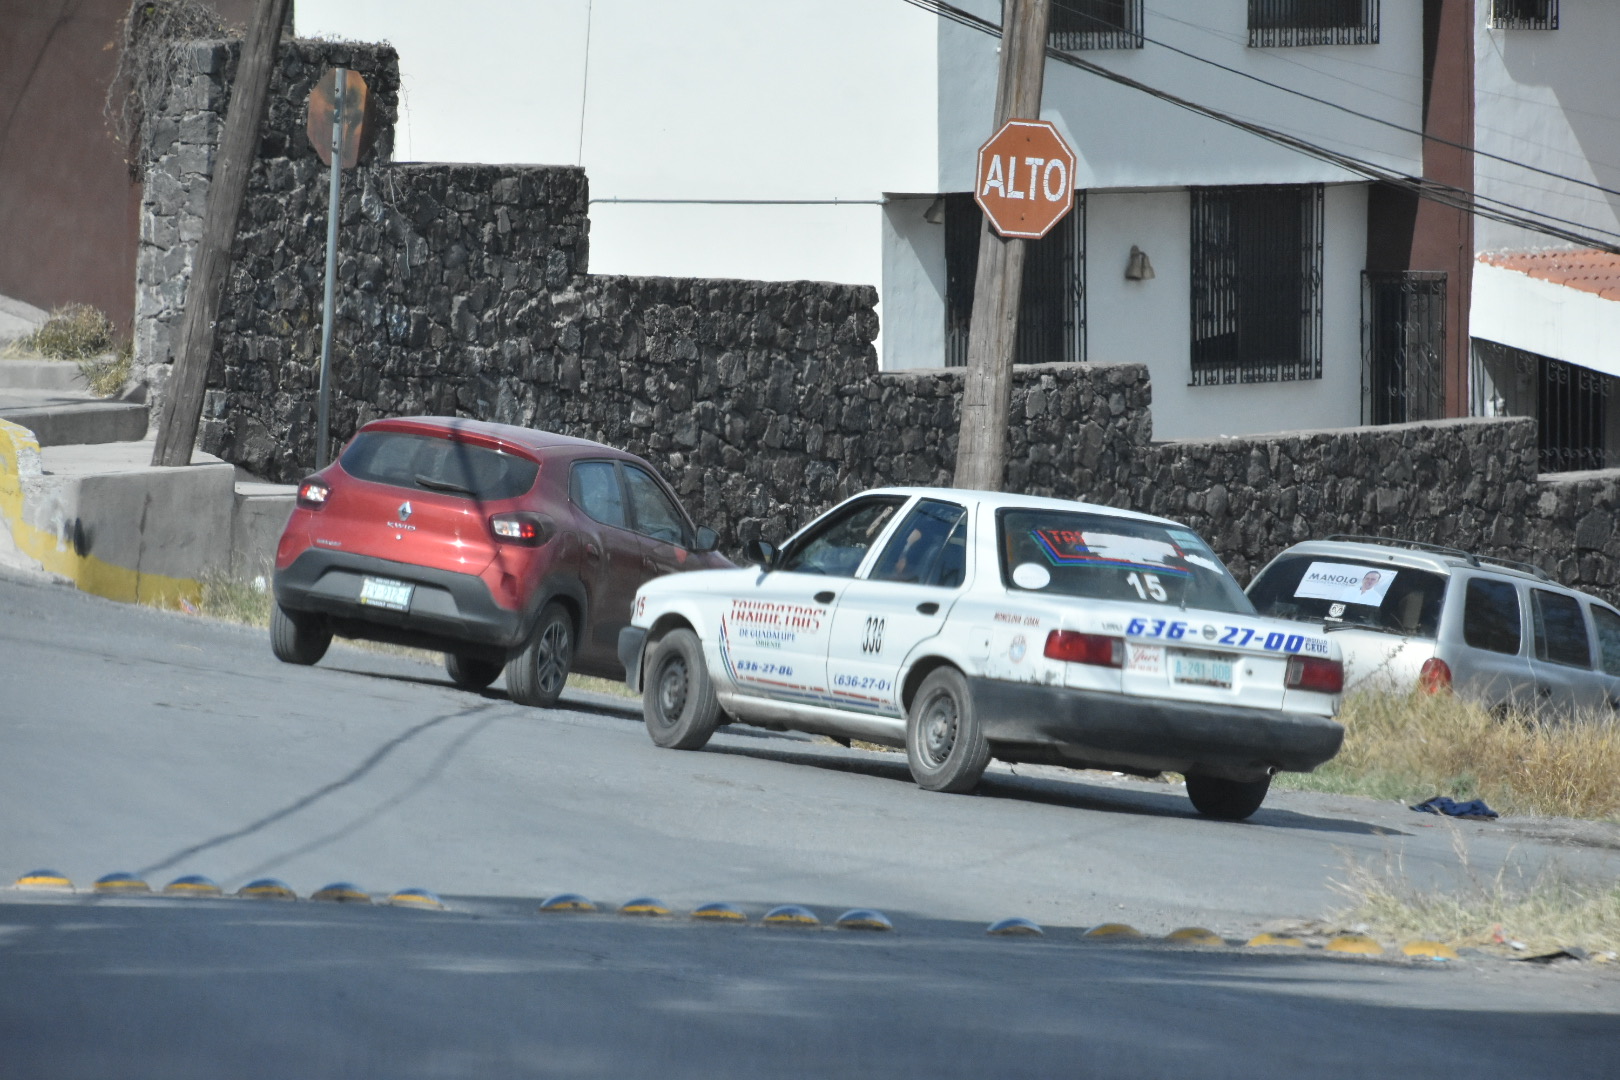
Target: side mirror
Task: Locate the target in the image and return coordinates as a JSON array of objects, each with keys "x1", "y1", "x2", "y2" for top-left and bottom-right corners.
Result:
[
  {"x1": 692, "y1": 526, "x2": 720, "y2": 554},
  {"x1": 742, "y1": 539, "x2": 778, "y2": 571}
]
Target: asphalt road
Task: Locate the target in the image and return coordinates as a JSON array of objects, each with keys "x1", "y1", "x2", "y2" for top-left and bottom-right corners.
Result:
[{"x1": 2, "y1": 569, "x2": 1618, "y2": 1075}]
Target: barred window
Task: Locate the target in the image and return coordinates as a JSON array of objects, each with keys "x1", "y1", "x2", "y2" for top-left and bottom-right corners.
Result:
[
  {"x1": 1190, "y1": 185, "x2": 1323, "y2": 386},
  {"x1": 1491, "y1": 0, "x2": 1558, "y2": 30},
  {"x1": 1249, "y1": 0, "x2": 1379, "y2": 47},
  {"x1": 1049, "y1": 0, "x2": 1143, "y2": 51},
  {"x1": 1363, "y1": 271, "x2": 1447, "y2": 424}
]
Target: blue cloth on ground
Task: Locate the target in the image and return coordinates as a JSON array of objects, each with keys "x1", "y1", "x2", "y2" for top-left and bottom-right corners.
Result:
[{"x1": 1410, "y1": 796, "x2": 1499, "y2": 820}]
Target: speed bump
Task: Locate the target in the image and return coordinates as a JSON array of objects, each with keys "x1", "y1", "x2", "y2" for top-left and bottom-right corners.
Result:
[
  {"x1": 691, "y1": 901, "x2": 747, "y2": 923},
  {"x1": 388, "y1": 888, "x2": 445, "y2": 910},
  {"x1": 311, "y1": 882, "x2": 371, "y2": 904},
  {"x1": 987, "y1": 917, "x2": 1044, "y2": 937},
  {"x1": 163, "y1": 874, "x2": 222, "y2": 897},
  {"x1": 834, "y1": 909, "x2": 893, "y2": 932},
  {"x1": 1083, "y1": 923, "x2": 1141, "y2": 939},
  {"x1": 1401, "y1": 940, "x2": 1460, "y2": 961},
  {"x1": 1246, "y1": 933, "x2": 1305, "y2": 948},
  {"x1": 93, "y1": 872, "x2": 150, "y2": 894},
  {"x1": 1326, "y1": 934, "x2": 1385, "y2": 956},
  {"x1": 14, "y1": 869, "x2": 73, "y2": 892},
  {"x1": 537, "y1": 893, "x2": 597, "y2": 913},
  {"x1": 237, "y1": 879, "x2": 297, "y2": 901},
  {"x1": 1165, "y1": 927, "x2": 1224, "y2": 946},
  {"x1": 763, "y1": 905, "x2": 821, "y2": 927},
  {"x1": 619, "y1": 897, "x2": 671, "y2": 917}
]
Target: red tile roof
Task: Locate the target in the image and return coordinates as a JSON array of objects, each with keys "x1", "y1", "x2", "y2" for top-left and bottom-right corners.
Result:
[{"x1": 1478, "y1": 248, "x2": 1620, "y2": 301}]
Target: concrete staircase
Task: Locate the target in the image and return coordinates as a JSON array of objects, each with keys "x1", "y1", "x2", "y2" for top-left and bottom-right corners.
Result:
[{"x1": 0, "y1": 356, "x2": 149, "y2": 446}]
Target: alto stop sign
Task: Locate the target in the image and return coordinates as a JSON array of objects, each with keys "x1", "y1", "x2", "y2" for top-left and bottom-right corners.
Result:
[{"x1": 975, "y1": 119, "x2": 1077, "y2": 239}]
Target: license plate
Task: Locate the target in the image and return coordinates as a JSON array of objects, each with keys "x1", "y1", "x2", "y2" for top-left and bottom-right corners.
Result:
[
  {"x1": 358, "y1": 576, "x2": 414, "y2": 612},
  {"x1": 1171, "y1": 652, "x2": 1233, "y2": 689}
]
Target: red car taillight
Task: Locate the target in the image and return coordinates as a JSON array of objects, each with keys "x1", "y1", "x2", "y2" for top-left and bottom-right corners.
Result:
[
  {"x1": 1286, "y1": 656, "x2": 1344, "y2": 694},
  {"x1": 1419, "y1": 657, "x2": 1453, "y2": 694},
  {"x1": 1044, "y1": 631, "x2": 1124, "y2": 668},
  {"x1": 489, "y1": 512, "x2": 554, "y2": 546},
  {"x1": 296, "y1": 479, "x2": 330, "y2": 509}
]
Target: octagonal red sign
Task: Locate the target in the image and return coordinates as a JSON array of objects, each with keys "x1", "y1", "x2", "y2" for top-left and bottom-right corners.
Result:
[{"x1": 975, "y1": 119, "x2": 1077, "y2": 240}]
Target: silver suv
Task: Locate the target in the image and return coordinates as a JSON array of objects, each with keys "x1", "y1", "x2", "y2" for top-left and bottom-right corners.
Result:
[{"x1": 1246, "y1": 536, "x2": 1620, "y2": 715}]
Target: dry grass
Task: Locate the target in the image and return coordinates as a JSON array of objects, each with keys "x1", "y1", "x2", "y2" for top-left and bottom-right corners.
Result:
[
  {"x1": 21, "y1": 304, "x2": 117, "y2": 361},
  {"x1": 77, "y1": 343, "x2": 133, "y2": 397},
  {"x1": 1275, "y1": 689, "x2": 1620, "y2": 821},
  {"x1": 1333, "y1": 832, "x2": 1620, "y2": 956}
]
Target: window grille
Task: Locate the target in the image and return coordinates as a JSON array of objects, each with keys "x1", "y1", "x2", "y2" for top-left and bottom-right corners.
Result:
[
  {"x1": 1049, "y1": 0, "x2": 1143, "y2": 51},
  {"x1": 1249, "y1": 0, "x2": 1379, "y2": 47},
  {"x1": 1189, "y1": 185, "x2": 1323, "y2": 385},
  {"x1": 1491, "y1": 0, "x2": 1558, "y2": 30},
  {"x1": 1472, "y1": 340, "x2": 1611, "y2": 472},
  {"x1": 1362, "y1": 271, "x2": 1446, "y2": 424},
  {"x1": 944, "y1": 193, "x2": 1086, "y2": 368}
]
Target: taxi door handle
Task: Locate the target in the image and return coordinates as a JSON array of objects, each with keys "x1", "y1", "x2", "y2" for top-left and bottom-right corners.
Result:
[
  {"x1": 814, "y1": 591, "x2": 836, "y2": 604},
  {"x1": 916, "y1": 602, "x2": 940, "y2": 615}
]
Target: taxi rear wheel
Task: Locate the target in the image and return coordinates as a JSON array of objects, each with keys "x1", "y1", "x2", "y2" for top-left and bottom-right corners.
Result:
[
  {"x1": 643, "y1": 628, "x2": 720, "y2": 750},
  {"x1": 1184, "y1": 773, "x2": 1271, "y2": 821},
  {"x1": 445, "y1": 653, "x2": 502, "y2": 691},
  {"x1": 906, "y1": 667, "x2": 990, "y2": 794}
]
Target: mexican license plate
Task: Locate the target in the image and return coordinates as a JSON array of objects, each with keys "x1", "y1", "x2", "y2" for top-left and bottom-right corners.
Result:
[
  {"x1": 1171, "y1": 651, "x2": 1233, "y2": 689},
  {"x1": 358, "y1": 576, "x2": 413, "y2": 612}
]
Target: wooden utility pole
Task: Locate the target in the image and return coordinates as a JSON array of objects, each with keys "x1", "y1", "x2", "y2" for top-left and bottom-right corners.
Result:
[
  {"x1": 151, "y1": 0, "x2": 292, "y2": 467},
  {"x1": 954, "y1": 0, "x2": 1051, "y2": 492}
]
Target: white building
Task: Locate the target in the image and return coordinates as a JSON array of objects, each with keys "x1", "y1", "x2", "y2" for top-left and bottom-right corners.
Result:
[{"x1": 297, "y1": 1, "x2": 1464, "y2": 439}]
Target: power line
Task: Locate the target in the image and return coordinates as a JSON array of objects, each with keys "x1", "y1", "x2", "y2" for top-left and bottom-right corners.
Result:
[{"x1": 901, "y1": 0, "x2": 1620, "y2": 253}]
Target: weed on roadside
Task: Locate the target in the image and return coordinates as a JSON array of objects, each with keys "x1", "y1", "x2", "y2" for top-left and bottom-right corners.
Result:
[
  {"x1": 1332, "y1": 830, "x2": 1620, "y2": 956},
  {"x1": 1275, "y1": 690, "x2": 1620, "y2": 821},
  {"x1": 77, "y1": 341, "x2": 133, "y2": 397},
  {"x1": 20, "y1": 304, "x2": 117, "y2": 361}
]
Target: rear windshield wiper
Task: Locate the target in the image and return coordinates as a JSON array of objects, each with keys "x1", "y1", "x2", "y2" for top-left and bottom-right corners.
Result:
[{"x1": 414, "y1": 474, "x2": 477, "y2": 496}]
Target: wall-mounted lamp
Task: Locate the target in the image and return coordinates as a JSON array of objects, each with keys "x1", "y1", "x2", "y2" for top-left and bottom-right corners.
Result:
[
  {"x1": 1125, "y1": 245, "x2": 1155, "y2": 281},
  {"x1": 923, "y1": 196, "x2": 947, "y2": 225}
]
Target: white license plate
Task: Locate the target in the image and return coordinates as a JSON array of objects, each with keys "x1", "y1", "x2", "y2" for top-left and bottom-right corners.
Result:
[
  {"x1": 358, "y1": 576, "x2": 414, "y2": 612},
  {"x1": 1171, "y1": 652, "x2": 1233, "y2": 689}
]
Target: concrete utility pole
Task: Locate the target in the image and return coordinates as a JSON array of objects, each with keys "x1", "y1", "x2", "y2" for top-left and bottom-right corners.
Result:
[
  {"x1": 151, "y1": 0, "x2": 292, "y2": 467},
  {"x1": 954, "y1": 0, "x2": 1051, "y2": 492}
]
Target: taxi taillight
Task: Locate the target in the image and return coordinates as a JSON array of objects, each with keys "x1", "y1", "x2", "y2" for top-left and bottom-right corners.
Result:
[
  {"x1": 1286, "y1": 656, "x2": 1344, "y2": 694},
  {"x1": 1044, "y1": 631, "x2": 1124, "y2": 668},
  {"x1": 296, "y1": 479, "x2": 330, "y2": 509}
]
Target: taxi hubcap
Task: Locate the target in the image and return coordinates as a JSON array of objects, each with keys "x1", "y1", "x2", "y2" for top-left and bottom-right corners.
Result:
[
  {"x1": 921, "y1": 692, "x2": 957, "y2": 765},
  {"x1": 658, "y1": 658, "x2": 688, "y2": 720}
]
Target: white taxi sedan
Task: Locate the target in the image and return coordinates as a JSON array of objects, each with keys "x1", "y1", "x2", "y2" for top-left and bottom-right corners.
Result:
[{"x1": 618, "y1": 488, "x2": 1345, "y2": 820}]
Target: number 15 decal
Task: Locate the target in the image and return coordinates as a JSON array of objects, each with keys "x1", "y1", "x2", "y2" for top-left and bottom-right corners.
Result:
[{"x1": 1126, "y1": 572, "x2": 1167, "y2": 602}]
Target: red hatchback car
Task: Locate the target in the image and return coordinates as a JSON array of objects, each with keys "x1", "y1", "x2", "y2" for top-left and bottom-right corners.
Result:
[{"x1": 271, "y1": 416, "x2": 731, "y2": 706}]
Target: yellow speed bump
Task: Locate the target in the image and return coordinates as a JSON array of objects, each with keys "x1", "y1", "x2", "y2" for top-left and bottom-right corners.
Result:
[
  {"x1": 763, "y1": 905, "x2": 821, "y2": 927},
  {"x1": 691, "y1": 902, "x2": 747, "y2": 923},
  {"x1": 1165, "y1": 927, "x2": 1225, "y2": 947},
  {"x1": 1246, "y1": 933, "x2": 1305, "y2": 948},
  {"x1": 1326, "y1": 934, "x2": 1385, "y2": 956},
  {"x1": 834, "y1": 909, "x2": 893, "y2": 932},
  {"x1": 237, "y1": 878, "x2": 297, "y2": 901},
  {"x1": 1083, "y1": 923, "x2": 1142, "y2": 940},
  {"x1": 619, "y1": 897, "x2": 671, "y2": 917},
  {"x1": 94, "y1": 872, "x2": 150, "y2": 894},
  {"x1": 388, "y1": 888, "x2": 445, "y2": 910},
  {"x1": 14, "y1": 869, "x2": 74, "y2": 892},
  {"x1": 163, "y1": 875, "x2": 222, "y2": 897},
  {"x1": 538, "y1": 893, "x2": 597, "y2": 913},
  {"x1": 1401, "y1": 940, "x2": 1460, "y2": 961},
  {"x1": 987, "y1": 917, "x2": 1044, "y2": 937},
  {"x1": 311, "y1": 882, "x2": 371, "y2": 904}
]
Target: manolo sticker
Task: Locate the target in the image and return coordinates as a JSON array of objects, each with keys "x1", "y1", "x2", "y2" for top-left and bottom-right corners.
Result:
[{"x1": 1293, "y1": 562, "x2": 1398, "y2": 606}]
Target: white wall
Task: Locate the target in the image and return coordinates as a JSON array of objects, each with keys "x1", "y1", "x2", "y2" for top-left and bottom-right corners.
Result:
[
  {"x1": 937, "y1": 0, "x2": 1425, "y2": 192},
  {"x1": 880, "y1": 197, "x2": 947, "y2": 371},
  {"x1": 1473, "y1": 262, "x2": 1620, "y2": 381},
  {"x1": 1474, "y1": 1, "x2": 1620, "y2": 255}
]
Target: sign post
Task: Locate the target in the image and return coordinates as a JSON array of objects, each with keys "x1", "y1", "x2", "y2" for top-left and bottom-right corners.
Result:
[{"x1": 305, "y1": 68, "x2": 372, "y2": 469}]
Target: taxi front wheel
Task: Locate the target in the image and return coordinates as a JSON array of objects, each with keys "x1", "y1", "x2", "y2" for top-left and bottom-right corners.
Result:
[
  {"x1": 906, "y1": 667, "x2": 990, "y2": 794},
  {"x1": 643, "y1": 628, "x2": 720, "y2": 750}
]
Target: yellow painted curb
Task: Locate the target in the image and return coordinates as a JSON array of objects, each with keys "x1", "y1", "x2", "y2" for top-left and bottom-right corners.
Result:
[
  {"x1": 94, "y1": 872, "x2": 150, "y2": 894},
  {"x1": 619, "y1": 897, "x2": 671, "y2": 917},
  {"x1": 1401, "y1": 940, "x2": 1460, "y2": 961},
  {"x1": 1083, "y1": 923, "x2": 1142, "y2": 939},
  {"x1": 1245, "y1": 933, "x2": 1305, "y2": 948},
  {"x1": 164, "y1": 875, "x2": 222, "y2": 897},
  {"x1": 538, "y1": 893, "x2": 597, "y2": 913},
  {"x1": 0, "y1": 419, "x2": 202, "y2": 607},
  {"x1": 311, "y1": 882, "x2": 371, "y2": 904},
  {"x1": 1165, "y1": 927, "x2": 1224, "y2": 946},
  {"x1": 763, "y1": 905, "x2": 820, "y2": 927},
  {"x1": 1326, "y1": 934, "x2": 1385, "y2": 956},
  {"x1": 691, "y1": 902, "x2": 747, "y2": 923},
  {"x1": 14, "y1": 869, "x2": 73, "y2": 892}
]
